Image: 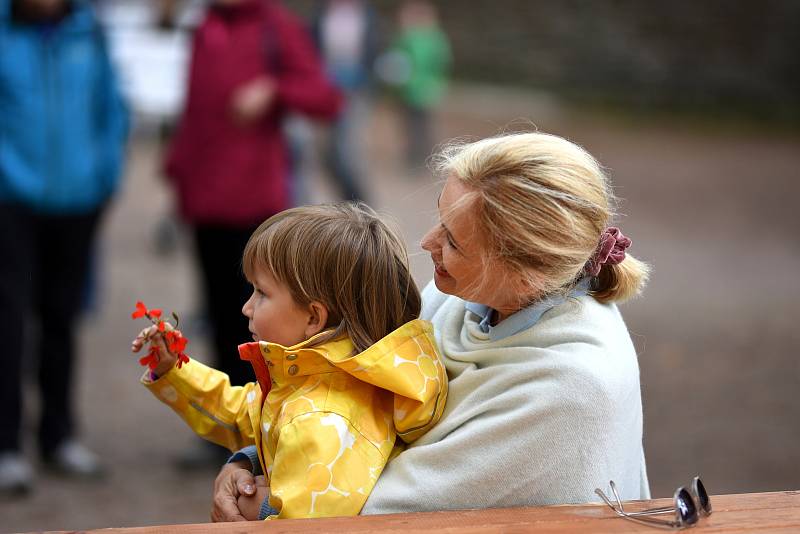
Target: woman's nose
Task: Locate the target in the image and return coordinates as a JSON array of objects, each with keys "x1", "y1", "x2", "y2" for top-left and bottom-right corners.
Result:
[{"x1": 421, "y1": 226, "x2": 438, "y2": 252}]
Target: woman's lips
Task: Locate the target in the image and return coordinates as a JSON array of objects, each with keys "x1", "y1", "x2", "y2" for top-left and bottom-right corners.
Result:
[{"x1": 434, "y1": 262, "x2": 451, "y2": 278}]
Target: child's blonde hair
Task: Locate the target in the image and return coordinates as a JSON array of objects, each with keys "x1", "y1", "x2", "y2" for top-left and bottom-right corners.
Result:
[
  {"x1": 242, "y1": 203, "x2": 421, "y2": 352},
  {"x1": 433, "y1": 131, "x2": 649, "y2": 303}
]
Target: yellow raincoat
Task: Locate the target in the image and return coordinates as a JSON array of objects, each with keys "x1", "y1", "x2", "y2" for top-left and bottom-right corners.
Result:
[{"x1": 143, "y1": 319, "x2": 447, "y2": 519}]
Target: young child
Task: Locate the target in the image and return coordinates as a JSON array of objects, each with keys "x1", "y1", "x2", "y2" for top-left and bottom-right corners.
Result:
[{"x1": 131, "y1": 203, "x2": 448, "y2": 520}]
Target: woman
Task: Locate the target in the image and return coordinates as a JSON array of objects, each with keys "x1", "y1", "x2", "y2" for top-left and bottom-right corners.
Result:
[{"x1": 211, "y1": 131, "x2": 650, "y2": 520}]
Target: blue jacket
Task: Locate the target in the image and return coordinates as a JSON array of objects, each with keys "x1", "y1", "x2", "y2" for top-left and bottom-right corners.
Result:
[{"x1": 0, "y1": 0, "x2": 128, "y2": 213}]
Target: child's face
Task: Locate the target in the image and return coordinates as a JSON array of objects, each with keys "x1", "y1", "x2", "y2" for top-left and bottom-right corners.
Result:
[{"x1": 242, "y1": 267, "x2": 314, "y2": 347}]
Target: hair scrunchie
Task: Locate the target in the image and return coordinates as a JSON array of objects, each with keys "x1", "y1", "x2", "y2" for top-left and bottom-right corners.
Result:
[{"x1": 584, "y1": 227, "x2": 631, "y2": 277}]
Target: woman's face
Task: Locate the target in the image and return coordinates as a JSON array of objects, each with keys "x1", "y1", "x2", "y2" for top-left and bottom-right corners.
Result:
[{"x1": 421, "y1": 175, "x2": 525, "y2": 319}]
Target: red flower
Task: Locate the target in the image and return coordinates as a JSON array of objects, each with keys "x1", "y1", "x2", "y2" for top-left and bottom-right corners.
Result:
[
  {"x1": 131, "y1": 301, "x2": 148, "y2": 319},
  {"x1": 139, "y1": 346, "x2": 160, "y2": 370},
  {"x1": 165, "y1": 331, "x2": 188, "y2": 354},
  {"x1": 132, "y1": 301, "x2": 191, "y2": 370},
  {"x1": 132, "y1": 301, "x2": 162, "y2": 320}
]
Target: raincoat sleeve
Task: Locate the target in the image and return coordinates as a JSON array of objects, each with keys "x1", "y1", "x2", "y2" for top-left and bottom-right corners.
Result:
[
  {"x1": 267, "y1": 412, "x2": 387, "y2": 519},
  {"x1": 142, "y1": 359, "x2": 258, "y2": 452}
]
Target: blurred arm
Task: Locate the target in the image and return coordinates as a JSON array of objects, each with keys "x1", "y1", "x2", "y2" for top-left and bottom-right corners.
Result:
[
  {"x1": 94, "y1": 24, "x2": 130, "y2": 198},
  {"x1": 269, "y1": 6, "x2": 342, "y2": 120}
]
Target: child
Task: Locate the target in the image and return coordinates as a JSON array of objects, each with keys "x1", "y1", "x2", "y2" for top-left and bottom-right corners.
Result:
[{"x1": 131, "y1": 203, "x2": 448, "y2": 520}]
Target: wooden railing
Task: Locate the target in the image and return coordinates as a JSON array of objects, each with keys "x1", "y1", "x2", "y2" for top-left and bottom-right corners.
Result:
[{"x1": 45, "y1": 491, "x2": 800, "y2": 533}]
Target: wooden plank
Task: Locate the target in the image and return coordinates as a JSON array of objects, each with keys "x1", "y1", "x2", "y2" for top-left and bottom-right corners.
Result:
[{"x1": 35, "y1": 491, "x2": 800, "y2": 534}]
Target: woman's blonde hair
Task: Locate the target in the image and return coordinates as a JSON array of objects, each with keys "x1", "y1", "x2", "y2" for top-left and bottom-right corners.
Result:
[
  {"x1": 242, "y1": 203, "x2": 421, "y2": 352},
  {"x1": 433, "y1": 131, "x2": 649, "y2": 304}
]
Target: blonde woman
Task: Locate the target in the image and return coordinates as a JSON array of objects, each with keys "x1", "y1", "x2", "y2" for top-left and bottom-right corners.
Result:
[{"x1": 214, "y1": 132, "x2": 650, "y2": 519}]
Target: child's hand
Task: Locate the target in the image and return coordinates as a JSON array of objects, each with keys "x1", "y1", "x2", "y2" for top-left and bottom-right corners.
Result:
[
  {"x1": 237, "y1": 475, "x2": 270, "y2": 521},
  {"x1": 131, "y1": 324, "x2": 180, "y2": 378}
]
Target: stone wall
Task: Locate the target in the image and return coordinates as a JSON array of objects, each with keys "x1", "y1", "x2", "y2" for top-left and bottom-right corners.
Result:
[{"x1": 293, "y1": 0, "x2": 800, "y2": 120}]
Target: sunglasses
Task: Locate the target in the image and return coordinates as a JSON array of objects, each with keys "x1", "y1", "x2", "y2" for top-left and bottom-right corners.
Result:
[{"x1": 595, "y1": 477, "x2": 711, "y2": 529}]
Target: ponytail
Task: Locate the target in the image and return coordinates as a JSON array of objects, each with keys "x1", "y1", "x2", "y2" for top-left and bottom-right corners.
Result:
[{"x1": 590, "y1": 255, "x2": 650, "y2": 303}]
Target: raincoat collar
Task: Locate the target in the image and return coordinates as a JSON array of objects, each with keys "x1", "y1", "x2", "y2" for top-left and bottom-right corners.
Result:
[
  {"x1": 238, "y1": 331, "x2": 344, "y2": 396},
  {"x1": 238, "y1": 319, "x2": 436, "y2": 396}
]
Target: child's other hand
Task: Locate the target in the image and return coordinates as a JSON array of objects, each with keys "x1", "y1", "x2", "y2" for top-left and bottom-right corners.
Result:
[
  {"x1": 237, "y1": 475, "x2": 270, "y2": 521},
  {"x1": 131, "y1": 324, "x2": 180, "y2": 377}
]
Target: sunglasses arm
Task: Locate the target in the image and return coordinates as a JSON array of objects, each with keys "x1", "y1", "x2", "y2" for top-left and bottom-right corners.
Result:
[
  {"x1": 595, "y1": 489, "x2": 682, "y2": 530},
  {"x1": 626, "y1": 506, "x2": 677, "y2": 516}
]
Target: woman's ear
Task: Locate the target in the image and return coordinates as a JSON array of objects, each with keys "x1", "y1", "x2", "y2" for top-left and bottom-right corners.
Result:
[{"x1": 304, "y1": 301, "x2": 329, "y2": 338}]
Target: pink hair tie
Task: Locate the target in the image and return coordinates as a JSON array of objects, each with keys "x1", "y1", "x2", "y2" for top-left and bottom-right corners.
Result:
[{"x1": 585, "y1": 227, "x2": 631, "y2": 277}]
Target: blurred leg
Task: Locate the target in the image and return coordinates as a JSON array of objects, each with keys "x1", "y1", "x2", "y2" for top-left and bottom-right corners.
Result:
[
  {"x1": 0, "y1": 204, "x2": 35, "y2": 454},
  {"x1": 284, "y1": 116, "x2": 313, "y2": 206},
  {"x1": 35, "y1": 209, "x2": 101, "y2": 456},
  {"x1": 193, "y1": 225, "x2": 257, "y2": 387},
  {"x1": 405, "y1": 104, "x2": 432, "y2": 169},
  {"x1": 327, "y1": 94, "x2": 367, "y2": 202}
]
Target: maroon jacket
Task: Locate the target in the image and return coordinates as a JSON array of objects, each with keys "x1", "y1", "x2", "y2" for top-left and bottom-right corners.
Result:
[{"x1": 165, "y1": 0, "x2": 342, "y2": 226}]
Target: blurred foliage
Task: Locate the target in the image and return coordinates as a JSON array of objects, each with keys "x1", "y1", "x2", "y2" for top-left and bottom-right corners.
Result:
[{"x1": 292, "y1": 0, "x2": 800, "y2": 124}]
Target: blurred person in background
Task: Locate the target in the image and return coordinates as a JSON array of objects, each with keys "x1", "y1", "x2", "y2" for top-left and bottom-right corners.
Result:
[
  {"x1": 163, "y1": 0, "x2": 341, "y2": 467},
  {"x1": 380, "y1": 0, "x2": 450, "y2": 169},
  {"x1": 310, "y1": 0, "x2": 379, "y2": 202},
  {"x1": 0, "y1": 0, "x2": 128, "y2": 494}
]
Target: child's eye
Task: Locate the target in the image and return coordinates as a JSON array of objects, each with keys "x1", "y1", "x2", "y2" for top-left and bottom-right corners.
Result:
[{"x1": 252, "y1": 286, "x2": 266, "y2": 297}]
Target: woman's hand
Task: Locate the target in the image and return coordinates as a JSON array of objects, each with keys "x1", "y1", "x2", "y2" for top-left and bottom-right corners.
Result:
[
  {"x1": 237, "y1": 475, "x2": 269, "y2": 521},
  {"x1": 211, "y1": 460, "x2": 257, "y2": 522}
]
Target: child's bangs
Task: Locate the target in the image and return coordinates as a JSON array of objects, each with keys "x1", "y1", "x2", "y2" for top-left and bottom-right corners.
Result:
[
  {"x1": 242, "y1": 219, "x2": 282, "y2": 283},
  {"x1": 242, "y1": 215, "x2": 310, "y2": 293}
]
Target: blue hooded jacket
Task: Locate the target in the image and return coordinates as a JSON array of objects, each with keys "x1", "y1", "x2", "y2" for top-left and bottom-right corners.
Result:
[{"x1": 0, "y1": 0, "x2": 128, "y2": 213}]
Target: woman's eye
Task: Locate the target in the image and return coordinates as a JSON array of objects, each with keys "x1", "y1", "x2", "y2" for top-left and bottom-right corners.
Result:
[{"x1": 441, "y1": 226, "x2": 458, "y2": 250}]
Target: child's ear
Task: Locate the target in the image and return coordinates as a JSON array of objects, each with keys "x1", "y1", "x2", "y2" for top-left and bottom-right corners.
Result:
[{"x1": 304, "y1": 301, "x2": 329, "y2": 338}]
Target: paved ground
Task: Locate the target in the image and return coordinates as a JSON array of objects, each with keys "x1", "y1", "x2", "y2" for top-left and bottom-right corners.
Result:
[{"x1": 3, "y1": 85, "x2": 800, "y2": 532}]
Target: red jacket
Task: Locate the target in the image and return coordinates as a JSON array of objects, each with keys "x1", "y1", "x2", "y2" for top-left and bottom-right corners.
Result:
[{"x1": 165, "y1": 0, "x2": 342, "y2": 226}]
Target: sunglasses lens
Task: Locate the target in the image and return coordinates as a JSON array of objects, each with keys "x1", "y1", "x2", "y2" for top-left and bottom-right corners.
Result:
[
  {"x1": 695, "y1": 478, "x2": 712, "y2": 514},
  {"x1": 676, "y1": 488, "x2": 698, "y2": 525}
]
